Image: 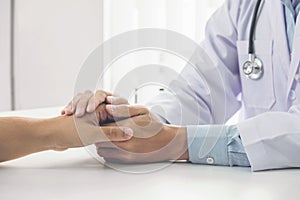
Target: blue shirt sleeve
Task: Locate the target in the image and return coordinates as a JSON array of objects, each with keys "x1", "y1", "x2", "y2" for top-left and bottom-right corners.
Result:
[{"x1": 187, "y1": 125, "x2": 250, "y2": 167}]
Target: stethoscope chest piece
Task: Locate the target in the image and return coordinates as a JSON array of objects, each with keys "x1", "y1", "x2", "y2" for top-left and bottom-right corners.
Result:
[
  {"x1": 243, "y1": 0, "x2": 264, "y2": 81},
  {"x1": 243, "y1": 54, "x2": 263, "y2": 80}
]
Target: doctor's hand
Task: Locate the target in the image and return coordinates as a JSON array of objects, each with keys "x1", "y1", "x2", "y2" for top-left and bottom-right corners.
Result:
[
  {"x1": 52, "y1": 105, "x2": 133, "y2": 151},
  {"x1": 61, "y1": 90, "x2": 129, "y2": 122},
  {"x1": 96, "y1": 105, "x2": 189, "y2": 163},
  {"x1": 61, "y1": 90, "x2": 112, "y2": 117}
]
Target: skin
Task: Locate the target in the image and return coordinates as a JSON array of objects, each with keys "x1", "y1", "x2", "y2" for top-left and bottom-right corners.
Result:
[
  {"x1": 0, "y1": 104, "x2": 133, "y2": 163},
  {"x1": 61, "y1": 90, "x2": 114, "y2": 117},
  {"x1": 63, "y1": 91, "x2": 190, "y2": 163},
  {"x1": 98, "y1": 105, "x2": 189, "y2": 163}
]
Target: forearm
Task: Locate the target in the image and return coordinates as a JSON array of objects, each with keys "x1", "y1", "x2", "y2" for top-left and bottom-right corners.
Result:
[
  {"x1": 0, "y1": 117, "x2": 64, "y2": 162},
  {"x1": 187, "y1": 125, "x2": 250, "y2": 167},
  {"x1": 0, "y1": 112, "x2": 130, "y2": 163}
]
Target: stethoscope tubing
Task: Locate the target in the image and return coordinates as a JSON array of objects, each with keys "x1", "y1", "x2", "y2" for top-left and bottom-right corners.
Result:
[
  {"x1": 243, "y1": 0, "x2": 264, "y2": 80},
  {"x1": 249, "y1": 0, "x2": 262, "y2": 54}
]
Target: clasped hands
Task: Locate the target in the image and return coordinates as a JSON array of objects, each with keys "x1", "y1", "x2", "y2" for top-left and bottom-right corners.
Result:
[{"x1": 61, "y1": 90, "x2": 189, "y2": 164}]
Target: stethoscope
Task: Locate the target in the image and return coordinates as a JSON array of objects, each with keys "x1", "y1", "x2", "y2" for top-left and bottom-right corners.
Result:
[{"x1": 243, "y1": 0, "x2": 264, "y2": 80}]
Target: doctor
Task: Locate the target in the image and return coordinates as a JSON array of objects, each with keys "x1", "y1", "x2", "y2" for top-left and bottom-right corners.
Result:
[{"x1": 64, "y1": 0, "x2": 300, "y2": 171}]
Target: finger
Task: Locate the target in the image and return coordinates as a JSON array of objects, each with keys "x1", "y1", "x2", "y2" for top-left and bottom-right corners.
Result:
[
  {"x1": 99, "y1": 127, "x2": 133, "y2": 142},
  {"x1": 99, "y1": 151, "x2": 136, "y2": 164},
  {"x1": 87, "y1": 90, "x2": 112, "y2": 113},
  {"x1": 75, "y1": 91, "x2": 94, "y2": 117},
  {"x1": 97, "y1": 104, "x2": 110, "y2": 123},
  {"x1": 97, "y1": 148, "x2": 120, "y2": 158},
  {"x1": 104, "y1": 114, "x2": 152, "y2": 129},
  {"x1": 63, "y1": 101, "x2": 75, "y2": 115},
  {"x1": 64, "y1": 93, "x2": 84, "y2": 115},
  {"x1": 104, "y1": 119, "x2": 135, "y2": 130},
  {"x1": 96, "y1": 142, "x2": 118, "y2": 148},
  {"x1": 97, "y1": 148, "x2": 130, "y2": 163},
  {"x1": 106, "y1": 96, "x2": 129, "y2": 105},
  {"x1": 106, "y1": 105, "x2": 149, "y2": 118},
  {"x1": 86, "y1": 97, "x2": 99, "y2": 113},
  {"x1": 97, "y1": 141, "x2": 131, "y2": 151},
  {"x1": 104, "y1": 158, "x2": 123, "y2": 164}
]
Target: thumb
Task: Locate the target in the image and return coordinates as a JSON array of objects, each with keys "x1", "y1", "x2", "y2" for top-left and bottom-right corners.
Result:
[{"x1": 98, "y1": 126, "x2": 133, "y2": 142}]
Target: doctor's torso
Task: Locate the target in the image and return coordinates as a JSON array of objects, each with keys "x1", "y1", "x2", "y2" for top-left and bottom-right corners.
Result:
[
  {"x1": 233, "y1": 0, "x2": 300, "y2": 119},
  {"x1": 148, "y1": 0, "x2": 300, "y2": 126}
]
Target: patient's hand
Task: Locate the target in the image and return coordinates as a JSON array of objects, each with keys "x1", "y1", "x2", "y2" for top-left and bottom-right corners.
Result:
[{"x1": 53, "y1": 105, "x2": 133, "y2": 150}]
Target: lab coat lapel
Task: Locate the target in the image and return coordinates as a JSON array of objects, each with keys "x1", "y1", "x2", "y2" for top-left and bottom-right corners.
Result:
[
  {"x1": 287, "y1": 13, "x2": 300, "y2": 92},
  {"x1": 267, "y1": 0, "x2": 290, "y2": 78}
]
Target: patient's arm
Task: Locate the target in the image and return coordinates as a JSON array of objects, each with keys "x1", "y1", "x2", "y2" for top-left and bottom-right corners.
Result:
[
  {"x1": 0, "y1": 116, "x2": 66, "y2": 162},
  {"x1": 0, "y1": 109, "x2": 133, "y2": 163}
]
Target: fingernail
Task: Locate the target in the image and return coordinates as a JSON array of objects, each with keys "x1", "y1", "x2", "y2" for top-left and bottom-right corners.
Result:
[{"x1": 124, "y1": 128, "x2": 133, "y2": 138}]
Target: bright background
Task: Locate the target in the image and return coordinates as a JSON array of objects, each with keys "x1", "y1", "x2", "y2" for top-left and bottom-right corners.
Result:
[{"x1": 0, "y1": 0, "x2": 224, "y2": 112}]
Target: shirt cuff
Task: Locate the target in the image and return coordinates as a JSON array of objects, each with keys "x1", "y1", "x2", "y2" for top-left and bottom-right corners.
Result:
[
  {"x1": 227, "y1": 126, "x2": 251, "y2": 167},
  {"x1": 187, "y1": 125, "x2": 230, "y2": 166}
]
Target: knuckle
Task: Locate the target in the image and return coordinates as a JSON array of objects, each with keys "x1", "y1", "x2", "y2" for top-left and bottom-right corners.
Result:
[
  {"x1": 88, "y1": 97, "x2": 95, "y2": 104},
  {"x1": 96, "y1": 90, "x2": 107, "y2": 100},
  {"x1": 71, "y1": 101, "x2": 77, "y2": 107},
  {"x1": 84, "y1": 90, "x2": 93, "y2": 94},
  {"x1": 96, "y1": 90, "x2": 106, "y2": 96},
  {"x1": 77, "y1": 100, "x2": 87, "y2": 106},
  {"x1": 75, "y1": 93, "x2": 83, "y2": 98}
]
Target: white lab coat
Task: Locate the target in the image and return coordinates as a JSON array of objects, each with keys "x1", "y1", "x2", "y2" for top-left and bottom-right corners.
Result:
[{"x1": 148, "y1": 0, "x2": 300, "y2": 171}]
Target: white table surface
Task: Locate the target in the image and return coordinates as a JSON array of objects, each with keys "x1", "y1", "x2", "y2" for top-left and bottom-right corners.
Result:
[{"x1": 0, "y1": 107, "x2": 299, "y2": 200}]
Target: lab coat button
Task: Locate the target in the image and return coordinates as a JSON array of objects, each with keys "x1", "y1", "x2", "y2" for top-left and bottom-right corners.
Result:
[
  {"x1": 289, "y1": 90, "x2": 296, "y2": 101},
  {"x1": 295, "y1": 74, "x2": 300, "y2": 83},
  {"x1": 206, "y1": 157, "x2": 214, "y2": 165}
]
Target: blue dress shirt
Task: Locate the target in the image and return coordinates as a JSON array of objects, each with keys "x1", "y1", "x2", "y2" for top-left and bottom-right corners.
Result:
[
  {"x1": 187, "y1": 0, "x2": 300, "y2": 167},
  {"x1": 282, "y1": 0, "x2": 300, "y2": 52},
  {"x1": 188, "y1": 125, "x2": 250, "y2": 166}
]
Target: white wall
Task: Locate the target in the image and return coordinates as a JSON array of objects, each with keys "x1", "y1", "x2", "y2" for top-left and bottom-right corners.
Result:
[
  {"x1": 103, "y1": 0, "x2": 224, "y2": 103},
  {"x1": 13, "y1": 0, "x2": 103, "y2": 110},
  {"x1": 1, "y1": 0, "x2": 224, "y2": 110},
  {"x1": 0, "y1": 0, "x2": 12, "y2": 112}
]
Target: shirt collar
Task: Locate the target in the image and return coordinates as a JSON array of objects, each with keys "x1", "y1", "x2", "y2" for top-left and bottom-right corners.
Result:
[{"x1": 282, "y1": 0, "x2": 300, "y2": 14}]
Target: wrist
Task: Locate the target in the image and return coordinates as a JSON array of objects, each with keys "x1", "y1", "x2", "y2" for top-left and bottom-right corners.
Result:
[
  {"x1": 36, "y1": 116, "x2": 75, "y2": 151},
  {"x1": 164, "y1": 125, "x2": 189, "y2": 161},
  {"x1": 29, "y1": 118, "x2": 57, "y2": 152}
]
